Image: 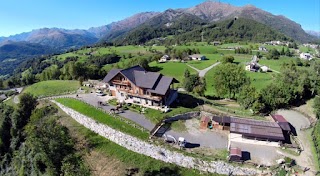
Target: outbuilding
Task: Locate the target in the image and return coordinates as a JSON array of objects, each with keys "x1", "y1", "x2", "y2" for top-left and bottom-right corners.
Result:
[
  {"x1": 189, "y1": 54, "x2": 206, "y2": 61},
  {"x1": 228, "y1": 147, "x2": 242, "y2": 162},
  {"x1": 271, "y1": 114, "x2": 291, "y2": 133}
]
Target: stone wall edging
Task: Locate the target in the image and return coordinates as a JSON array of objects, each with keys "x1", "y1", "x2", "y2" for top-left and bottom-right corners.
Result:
[{"x1": 52, "y1": 100, "x2": 257, "y2": 175}]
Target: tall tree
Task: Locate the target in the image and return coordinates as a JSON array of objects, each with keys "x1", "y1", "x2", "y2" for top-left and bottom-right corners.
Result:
[
  {"x1": 221, "y1": 55, "x2": 234, "y2": 64},
  {"x1": 237, "y1": 85, "x2": 257, "y2": 109},
  {"x1": 213, "y1": 63, "x2": 250, "y2": 99}
]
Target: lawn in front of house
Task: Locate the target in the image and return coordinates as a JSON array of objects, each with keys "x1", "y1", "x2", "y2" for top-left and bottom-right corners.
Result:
[
  {"x1": 187, "y1": 54, "x2": 221, "y2": 70},
  {"x1": 258, "y1": 56, "x2": 295, "y2": 72},
  {"x1": 55, "y1": 98, "x2": 149, "y2": 140},
  {"x1": 23, "y1": 80, "x2": 80, "y2": 97},
  {"x1": 246, "y1": 71, "x2": 275, "y2": 90}
]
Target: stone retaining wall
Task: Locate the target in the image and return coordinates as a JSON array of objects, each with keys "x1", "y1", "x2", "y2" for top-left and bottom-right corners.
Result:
[{"x1": 53, "y1": 100, "x2": 257, "y2": 175}]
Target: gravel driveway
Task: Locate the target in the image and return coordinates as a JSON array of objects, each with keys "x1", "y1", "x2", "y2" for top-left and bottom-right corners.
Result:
[
  {"x1": 276, "y1": 110, "x2": 315, "y2": 173},
  {"x1": 187, "y1": 62, "x2": 221, "y2": 77}
]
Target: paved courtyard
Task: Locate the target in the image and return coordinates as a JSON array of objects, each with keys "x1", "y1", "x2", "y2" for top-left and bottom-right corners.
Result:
[{"x1": 230, "y1": 141, "x2": 281, "y2": 166}]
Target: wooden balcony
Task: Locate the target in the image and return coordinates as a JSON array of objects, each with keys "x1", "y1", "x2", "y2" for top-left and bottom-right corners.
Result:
[
  {"x1": 112, "y1": 80, "x2": 130, "y2": 86},
  {"x1": 127, "y1": 92, "x2": 162, "y2": 101}
]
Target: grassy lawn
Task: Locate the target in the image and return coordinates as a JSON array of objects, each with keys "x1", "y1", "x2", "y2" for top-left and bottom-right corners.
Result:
[
  {"x1": 23, "y1": 80, "x2": 80, "y2": 97},
  {"x1": 58, "y1": 110, "x2": 219, "y2": 176},
  {"x1": 204, "y1": 68, "x2": 217, "y2": 97},
  {"x1": 3, "y1": 97, "x2": 17, "y2": 108},
  {"x1": 149, "y1": 61, "x2": 197, "y2": 84},
  {"x1": 188, "y1": 54, "x2": 221, "y2": 70},
  {"x1": 247, "y1": 71, "x2": 275, "y2": 90},
  {"x1": 55, "y1": 98, "x2": 149, "y2": 140},
  {"x1": 258, "y1": 56, "x2": 294, "y2": 72}
]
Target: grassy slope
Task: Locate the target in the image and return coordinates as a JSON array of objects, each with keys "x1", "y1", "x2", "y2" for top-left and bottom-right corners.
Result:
[
  {"x1": 149, "y1": 61, "x2": 197, "y2": 84},
  {"x1": 55, "y1": 98, "x2": 149, "y2": 140},
  {"x1": 258, "y1": 56, "x2": 294, "y2": 72},
  {"x1": 23, "y1": 80, "x2": 79, "y2": 97}
]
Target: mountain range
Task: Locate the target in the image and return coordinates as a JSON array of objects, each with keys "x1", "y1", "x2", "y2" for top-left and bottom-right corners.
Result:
[
  {"x1": 306, "y1": 30, "x2": 320, "y2": 38},
  {"x1": 0, "y1": 1, "x2": 317, "y2": 75}
]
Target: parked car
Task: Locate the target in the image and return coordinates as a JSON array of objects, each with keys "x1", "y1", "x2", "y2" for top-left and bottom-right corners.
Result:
[{"x1": 96, "y1": 90, "x2": 105, "y2": 96}]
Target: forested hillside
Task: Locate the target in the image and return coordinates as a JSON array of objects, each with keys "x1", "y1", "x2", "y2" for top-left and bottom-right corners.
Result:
[
  {"x1": 114, "y1": 17, "x2": 291, "y2": 45},
  {"x1": 0, "y1": 94, "x2": 89, "y2": 175},
  {"x1": 173, "y1": 18, "x2": 292, "y2": 43},
  {"x1": 114, "y1": 9, "x2": 206, "y2": 45},
  {"x1": 0, "y1": 42, "x2": 57, "y2": 76}
]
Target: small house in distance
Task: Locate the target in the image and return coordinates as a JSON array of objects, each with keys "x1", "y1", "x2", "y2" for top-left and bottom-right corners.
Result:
[
  {"x1": 245, "y1": 62, "x2": 258, "y2": 72},
  {"x1": 189, "y1": 54, "x2": 206, "y2": 61},
  {"x1": 259, "y1": 46, "x2": 268, "y2": 52},
  {"x1": 159, "y1": 55, "x2": 170, "y2": 63},
  {"x1": 300, "y1": 53, "x2": 313, "y2": 60},
  {"x1": 260, "y1": 66, "x2": 269, "y2": 72},
  {"x1": 211, "y1": 41, "x2": 221, "y2": 46}
]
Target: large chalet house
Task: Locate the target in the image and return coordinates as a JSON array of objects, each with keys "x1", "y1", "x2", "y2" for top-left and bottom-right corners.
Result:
[{"x1": 102, "y1": 65, "x2": 179, "y2": 107}]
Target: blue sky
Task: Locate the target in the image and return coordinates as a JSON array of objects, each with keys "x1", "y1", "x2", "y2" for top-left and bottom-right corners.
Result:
[{"x1": 0, "y1": 0, "x2": 319, "y2": 37}]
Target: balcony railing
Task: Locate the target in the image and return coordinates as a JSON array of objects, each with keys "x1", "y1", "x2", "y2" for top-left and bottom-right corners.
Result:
[
  {"x1": 127, "y1": 92, "x2": 162, "y2": 101},
  {"x1": 112, "y1": 80, "x2": 130, "y2": 86}
]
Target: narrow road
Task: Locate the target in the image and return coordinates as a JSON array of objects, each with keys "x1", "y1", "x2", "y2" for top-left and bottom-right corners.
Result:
[
  {"x1": 187, "y1": 62, "x2": 221, "y2": 77},
  {"x1": 276, "y1": 110, "x2": 316, "y2": 175}
]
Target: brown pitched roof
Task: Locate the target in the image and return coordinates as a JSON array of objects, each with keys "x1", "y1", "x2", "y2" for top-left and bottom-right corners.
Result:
[
  {"x1": 230, "y1": 122, "x2": 284, "y2": 141},
  {"x1": 271, "y1": 115, "x2": 291, "y2": 131},
  {"x1": 212, "y1": 115, "x2": 284, "y2": 140},
  {"x1": 103, "y1": 65, "x2": 178, "y2": 95}
]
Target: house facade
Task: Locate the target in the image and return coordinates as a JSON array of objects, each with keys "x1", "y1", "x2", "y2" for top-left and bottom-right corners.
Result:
[
  {"x1": 103, "y1": 66, "x2": 179, "y2": 107},
  {"x1": 300, "y1": 53, "x2": 313, "y2": 60},
  {"x1": 159, "y1": 55, "x2": 170, "y2": 63},
  {"x1": 189, "y1": 54, "x2": 205, "y2": 61}
]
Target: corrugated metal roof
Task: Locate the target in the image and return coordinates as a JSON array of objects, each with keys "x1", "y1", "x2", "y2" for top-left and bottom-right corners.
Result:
[
  {"x1": 271, "y1": 115, "x2": 288, "y2": 123},
  {"x1": 271, "y1": 115, "x2": 291, "y2": 131},
  {"x1": 230, "y1": 122, "x2": 284, "y2": 140}
]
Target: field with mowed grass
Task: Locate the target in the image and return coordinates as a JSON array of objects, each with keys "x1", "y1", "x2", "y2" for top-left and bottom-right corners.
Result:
[
  {"x1": 149, "y1": 61, "x2": 197, "y2": 83},
  {"x1": 247, "y1": 72, "x2": 275, "y2": 90},
  {"x1": 55, "y1": 98, "x2": 149, "y2": 140},
  {"x1": 23, "y1": 80, "x2": 79, "y2": 97},
  {"x1": 188, "y1": 54, "x2": 221, "y2": 70},
  {"x1": 258, "y1": 56, "x2": 295, "y2": 72}
]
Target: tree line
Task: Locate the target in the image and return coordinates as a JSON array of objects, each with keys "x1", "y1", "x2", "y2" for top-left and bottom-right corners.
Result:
[
  {"x1": 211, "y1": 59, "x2": 320, "y2": 114},
  {"x1": 0, "y1": 94, "x2": 89, "y2": 175}
]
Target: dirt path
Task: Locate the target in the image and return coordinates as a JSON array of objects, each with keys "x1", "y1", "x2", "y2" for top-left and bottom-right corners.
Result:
[
  {"x1": 187, "y1": 62, "x2": 221, "y2": 77},
  {"x1": 276, "y1": 110, "x2": 316, "y2": 174}
]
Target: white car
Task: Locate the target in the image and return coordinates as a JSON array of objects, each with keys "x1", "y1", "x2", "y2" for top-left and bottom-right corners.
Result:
[{"x1": 95, "y1": 90, "x2": 104, "y2": 96}]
